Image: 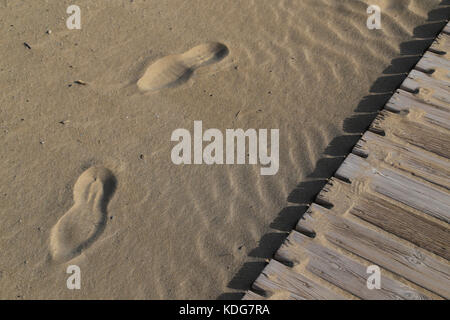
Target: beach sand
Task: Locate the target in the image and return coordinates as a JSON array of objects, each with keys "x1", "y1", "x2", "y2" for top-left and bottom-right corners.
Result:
[{"x1": 0, "y1": 0, "x2": 447, "y2": 299}]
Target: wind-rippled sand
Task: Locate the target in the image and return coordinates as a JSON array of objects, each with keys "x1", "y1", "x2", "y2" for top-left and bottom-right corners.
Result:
[{"x1": 0, "y1": 0, "x2": 447, "y2": 298}]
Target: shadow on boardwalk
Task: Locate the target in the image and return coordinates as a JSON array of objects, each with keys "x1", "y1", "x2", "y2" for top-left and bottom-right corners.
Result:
[{"x1": 219, "y1": 1, "x2": 450, "y2": 300}]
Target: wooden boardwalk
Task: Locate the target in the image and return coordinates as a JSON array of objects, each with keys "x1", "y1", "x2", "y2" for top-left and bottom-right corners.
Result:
[{"x1": 243, "y1": 22, "x2": 450, "y2": 300}]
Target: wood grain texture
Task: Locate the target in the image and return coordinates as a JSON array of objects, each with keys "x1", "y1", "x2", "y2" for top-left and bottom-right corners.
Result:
[
  {"x1": 252, "y1": 259, "x2": 345, "y2": 300},
  {"x1": 370, "y1": 111, "x2": 450, "y2": 159},
  {"x1": 385, "y1": 89, "x2": 450, "y2": 130},
  {"x1": 336, "y1": 153, "x2": 450, "y2": 223},
  {"x1": 430, "y1": 32, "x2": 450, "y2": 55},
  {"x1": 313, "y1": 175, "x2": 450, "y2": 260},
  {"x1": 353, "y1": 131, "x2": 450, "y2": 189},
  {"x1": 276, "y1": 230, "x2": 431, "y2": 300},
  {"x1": 242, "y1": 291, "x2": 266, "y2": 300},
  {"x1": 416, "y1": 51, "x2": 450, "y2": 74},
  {"x1": 350, "y1": 193, "x2": 450, "y2": 260},
  {"x1": 305, "y1": 204, "x2": 450, "y2": 299},
  {"x1": 401, "y1": 69, "x2": 450, "y2": 93}
]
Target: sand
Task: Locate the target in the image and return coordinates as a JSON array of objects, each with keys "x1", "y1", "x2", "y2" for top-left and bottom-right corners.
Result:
[{"x1": 0, "y1": 0, "x2": 447, "y2": 299}]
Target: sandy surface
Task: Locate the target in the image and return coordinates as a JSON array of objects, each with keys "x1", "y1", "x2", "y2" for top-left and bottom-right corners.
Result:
[{"x1": 0, "y1": 0, "x2": 447, "y2": 299}]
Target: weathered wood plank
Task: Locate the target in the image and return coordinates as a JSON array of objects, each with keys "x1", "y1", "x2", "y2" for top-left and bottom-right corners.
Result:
[
  {"x1": 416, "y1": 51, "x2": 450, "y2": 74},
  {"x1": 276, "y1": 230, "x2": 431, "y2": 300},
  {"x1": 335, "y1": 153, "x2": 450, "y2": 223},
  {"x1": 314, "y1": 177, "x2": 351, "y2": 209},
  {"x1": 252, "y1": 259, "x2": 346, "y2": 300},
  {"x1": 243, "y1": 290, "x2": 310, "y2": 300},
  {"x1": 351, "y1": 194, "x2": 450, "y2": 260},
  {"x1": 430, "y1": 32, "x2": 450, "y2": 55},
  {"x1": 304, "y1": 204, "x2": 450, "y2": 298},
  {"x1": 385, "y1": 90, "x2": 450, "y2": 130},
  {"x1": 401, "y1": 69, "x2": 450, "y2": 93},
  {"x1": 397, "y1": 48, "x2": 450, "y2": 107},
  {"x1": 443, "y1": 21, "x2": 450, "y2": 35},
  {"x1": 314, "y1": 176, "x2": 450, "y2": 260},
  {"x1": 386, "y1": 88, "x2": 450, "y2": 113},
  {"x1": 385, "y1": 89, "x2": 450, "y2": 130},
  {"x1": 370, "y1": 110, "x2": 450, "y2": 159},
  {"x1": 353, "y1": 131, "x2": 450, "y2": 189},
  {"x1": 242, "y1": 290, "x2": 267, "y2": 300}
]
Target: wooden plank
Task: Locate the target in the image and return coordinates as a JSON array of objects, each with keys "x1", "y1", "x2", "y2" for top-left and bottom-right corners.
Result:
[
  {"x1": 242, "y1": 291, "x2": 266, "y2": 300},
  {"x1": 351, "y1": 193, "x2": 450, "y2": 260},
  {"x1": 243, "y1": 290, "x2": 304, "y2": 300},
  {"x1": 443, "y1": 21, "x2": 450, "y2": 35},
  {"x1": 276, "y1": 230, "x2": 432, "y2": 300},
  {"x1": 295, "y1": 210, "x2": 317, "y2": 238},
  {"x1": 252, "y1": 259, "x2": 346, "y2": 300},
  {"x1": 386, "y1": 88, "x2": 450, "y2": 113},
  {"x1": 335, "y1": 153, "x2": 450, "y2": 223},
  {"x1": 385, "y1": 90, "x2": 450, "y2": 130},
  {"x1": 385, "y1": 89, "x2": 450, "y2": 130},
  {"x1": 415, "y1": 51, "x2": 450, "y2": 73},
  {"x1": 417, "y1": 50, "x2": 450, "y2": 70},
  {"x1": 401, "y1": 69, "x2": 450, "y2": 93},
  {"x1": 370, "y1": 110, "x2": 450, "y2": 159},
  {"x1": 353, "y1": 131, "x2": 450, "y2": 189},
  {"x1": 314, "y1": 176, "x2": 450, "y2": 260},
  {"x1": 397, "y1": 48, "x2": 450, "y2": 107},
  {"x1": 430, "y1": 32, "x2": 450, "y2": 55},
  {"x1": 304, "y1": 204, "x2": 450, "y2": 298}
]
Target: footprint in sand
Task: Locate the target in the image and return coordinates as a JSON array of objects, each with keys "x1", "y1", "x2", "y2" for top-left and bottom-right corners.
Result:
[
  {"x1": 137, "y1": 42, "x2": 229, "y2": 92},
  {"x1": 49, "y1": 166, "x2": 116, "y2": 262}
]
